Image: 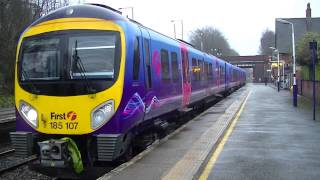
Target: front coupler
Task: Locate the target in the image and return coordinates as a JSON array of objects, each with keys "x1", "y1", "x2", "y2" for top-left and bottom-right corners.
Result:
[{"x1": 38, "y1": 139, "x2": 70, "y2": 168}]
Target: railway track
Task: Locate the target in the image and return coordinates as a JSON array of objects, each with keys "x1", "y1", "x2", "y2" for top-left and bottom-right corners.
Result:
[
  {"x1": 0, "y1": 148, "x2": 37, "y2": 175},
  {"x1": 0, "y1": 108, "x2": 15, "y2": 124}
]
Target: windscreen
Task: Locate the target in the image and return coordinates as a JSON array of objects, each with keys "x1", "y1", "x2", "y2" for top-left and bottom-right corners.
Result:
[
  {"x1": 18, "y1": 30, "x2": 121, "y2": 96},
  {"x1": 21, "y1": 32, "x2": 119, "y2": 81},
  {"x1": 21, "y1": 38, "x2": 61, "y2": 81},
  {"x1": 69, "y1": 35, "x2": 116, "y2": 79}
]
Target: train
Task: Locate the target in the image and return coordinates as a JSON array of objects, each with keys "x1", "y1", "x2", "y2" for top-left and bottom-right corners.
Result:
[{"x1": 10, "y1": 4, "x2": 246, "y2": 178}]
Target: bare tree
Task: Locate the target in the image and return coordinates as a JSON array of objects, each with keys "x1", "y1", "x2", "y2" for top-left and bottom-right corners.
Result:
[
  {"x1": 259, "y1": 29, "x2": 275, "y2": 55},
  {"x1": 189, "y1": 26, "x2": 239, "y2": 56},
  {"x1": 0, "y1": 0, "x2": 69, "y2": 95},
  {"x1": 30, "y1": 0, "x2": 69, "y2": 18}
]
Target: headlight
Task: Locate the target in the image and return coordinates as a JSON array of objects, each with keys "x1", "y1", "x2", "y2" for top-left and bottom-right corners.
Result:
[
  {"x1": 19, "y1": 101, "x2": 38, "y2": 128},
  {"x1": 91, "y1": 100, "x2": 114, "y2": 130}
]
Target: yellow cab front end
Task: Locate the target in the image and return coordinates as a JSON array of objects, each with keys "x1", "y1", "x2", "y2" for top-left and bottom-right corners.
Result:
[
  {"x1": 10, "y1": 13, "x2": 127, "y2": 177},
  {"x1": 15, "y1": 18, "x2": 125, "y2": 135}
]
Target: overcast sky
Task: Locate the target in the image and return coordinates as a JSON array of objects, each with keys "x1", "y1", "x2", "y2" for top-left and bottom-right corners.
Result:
[{"x1": 70, "y1": 0, "x2": 320, "y2": 56}]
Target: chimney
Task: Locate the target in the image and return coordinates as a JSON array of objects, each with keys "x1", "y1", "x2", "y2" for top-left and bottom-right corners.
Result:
[
  {"x1": 306, "y1": 3, "x2": 312, "y2": 31},
  {"x1": 306, "y1": 3, "x2": 311, "y2": 18}
]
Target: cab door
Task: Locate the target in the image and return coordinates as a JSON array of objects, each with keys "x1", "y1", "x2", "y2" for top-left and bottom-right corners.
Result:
[
  {"x1": 140, "y1": 27, "x2": 153, "y2": 120},
  {"x1": 140, "y1": 28, "x2": 152, "y2": 91}
]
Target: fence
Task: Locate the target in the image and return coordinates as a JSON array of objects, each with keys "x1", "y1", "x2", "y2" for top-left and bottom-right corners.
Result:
[{"x1": 298, "y1": 80, "x2": 320, "y2": 104}]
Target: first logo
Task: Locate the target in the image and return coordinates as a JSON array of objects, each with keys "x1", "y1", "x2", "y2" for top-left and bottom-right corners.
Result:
[{"x1": 67, "y1": 111, "x2": 77, "y2": 121}]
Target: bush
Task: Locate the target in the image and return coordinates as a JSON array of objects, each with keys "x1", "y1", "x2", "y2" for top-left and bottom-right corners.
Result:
[
  {"x1": 301, "y1": 64, "x2": 320, "y2": 81},
  {"x1": 296, "y1": 32, "x2": 320, "y2": 66},
  {"x1": 301, "y1": 66, "x2": 310, "y2": 80},
  {"x1": 0, "y1": 95, "x2": 14, "y2": 108}
]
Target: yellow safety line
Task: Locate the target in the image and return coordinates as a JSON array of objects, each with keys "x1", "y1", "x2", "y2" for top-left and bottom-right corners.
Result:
[{"x1": 199, "y1": 91, "x2": 251, "y2": 180}]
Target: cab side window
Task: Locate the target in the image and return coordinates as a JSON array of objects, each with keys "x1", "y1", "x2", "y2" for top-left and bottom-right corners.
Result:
[
  {"x1": 171, "y1": 52, "x2": 178, "y2": 82},
  {"x1": 133, "y1": 37, "x2": 140, "y2": 80},
  {"x1": 161, "y1": 49, "x2": 170, "y2": 81}
]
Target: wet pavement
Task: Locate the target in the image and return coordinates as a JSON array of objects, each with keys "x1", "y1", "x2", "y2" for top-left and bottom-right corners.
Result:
[{"x1": 207, "y1": 84, "x2": 320, "y2": 180}]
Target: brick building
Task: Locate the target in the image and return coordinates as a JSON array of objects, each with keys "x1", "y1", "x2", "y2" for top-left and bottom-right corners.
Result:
[{"x1": 222, "y1": 55, "x2": 271, "y2": 83}]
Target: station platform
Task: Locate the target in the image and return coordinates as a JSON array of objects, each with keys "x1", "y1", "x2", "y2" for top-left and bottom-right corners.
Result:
[
  {"x1": 98, "y1": 84, "x2": 320, "y2": 180},
  {"x1": 204, "y1": 84, "x2": 320, "y2": 180}
]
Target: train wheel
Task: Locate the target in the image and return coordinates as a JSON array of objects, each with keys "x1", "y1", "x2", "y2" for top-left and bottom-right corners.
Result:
[{"x1": 122, "y1": 144, "x2": 133, "y2": 162}]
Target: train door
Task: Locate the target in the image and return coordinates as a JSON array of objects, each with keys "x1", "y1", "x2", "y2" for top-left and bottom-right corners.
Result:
[
  {"x1": 180, "y1": 44, "x2": 191, "y2": 108},
  {"x1": 122, "y1": 31, "x2": 147, "y2": 125},
  {"x1": 140, "y1": 28, "x2": 152, "y2": 91},
  {"x1": 225, "y1": 63, "x2": 227, "y2": 91},
  {"x1": 216, "y1": 61, "x2": 220, "y2": 89},
  {"x1": 140, "y1": 27, "x2": 153, "y2": 119}
]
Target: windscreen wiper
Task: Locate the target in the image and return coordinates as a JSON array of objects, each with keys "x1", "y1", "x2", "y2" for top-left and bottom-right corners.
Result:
[{"x1": 72, "y1": 40, "x2": 96, "y2": 94}]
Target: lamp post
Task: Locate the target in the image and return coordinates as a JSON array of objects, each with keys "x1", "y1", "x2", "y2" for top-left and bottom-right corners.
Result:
[
  {"x1": 277, "y1": 18, "x2": 297, "y2": 107},
  {"x1": 172, "y1": 22, "x2": 176, "y2": 38},
  {"x1": 282, "y1": 61, "x2": 285, "y2": 88},
  {"x1": 171, "y1": 20, "x2": 184, "y2": 40},
  {"x1": 118, "y1": 7, "x2": 134, "y2": 19},
  {"x1": 270, "y1": 47, "x2": 280, "y2": 92}
]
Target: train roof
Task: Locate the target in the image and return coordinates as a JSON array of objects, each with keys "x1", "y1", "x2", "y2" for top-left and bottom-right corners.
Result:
[
  {"x1": 30, "y1": 4, "x2": 198, "y2": 49},
  {"x1": 30, "y1": 4, "x2": 128, "y2": 27},
  {"x1": 27, "y1": 3, "x2": 245, "y2": 73}
]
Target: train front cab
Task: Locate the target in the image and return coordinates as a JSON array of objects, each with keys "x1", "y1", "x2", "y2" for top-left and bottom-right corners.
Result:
[{"x1": 10, "y1": 13, "x2": 130, "y2": 177}]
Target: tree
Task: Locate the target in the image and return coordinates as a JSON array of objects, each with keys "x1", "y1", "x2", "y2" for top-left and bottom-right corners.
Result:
[
  {"x1": 0, "y1": 0, "x2": 34, "y2": 94},
  {"x1": 259, "y1": 29, "x2": 275, "y2": 55},
  {"x1": 31, "y1": 0, "x2": 69, "y2": 18},
  {"x1": 189, "y1": 26, "x2": 239, "y2": 56},
  {"x1": 0, "y1": 0, "x2": 69, "y2": 95},
  {"x1": 296, "y1": 32, "x2": 320, "y2": 66}
]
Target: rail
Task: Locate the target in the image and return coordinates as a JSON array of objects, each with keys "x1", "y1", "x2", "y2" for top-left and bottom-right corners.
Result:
[
  {"x1": 0, "y1": 108, "x2": 15, "y2": 124},
  {"x1": 0, "y1": 155, "x2": 37, "y2": 174}
]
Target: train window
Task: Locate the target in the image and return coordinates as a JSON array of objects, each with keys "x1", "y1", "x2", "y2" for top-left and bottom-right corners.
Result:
[
  {"x1": 199, "y1": 60, "x2": 204, "y2": 81},
  {"x1": 68, "y1": 34, "x2": 120, "y2": 79},
  {"x1": 192, "y1": 58, "x2": 197, "y2": 81},
  {"x1": 161, "y1": 49, "x2": 170, "y2": 81},
  {"x1": 220, "y1": 65, "x2": 225, "y2": 84},
  {"x1": 21, "y1": 38, "x2": 61, "y2": 81},
  {"x1": 144, "y1": 38, "x2": 152, "y2": 88},
  {"x1": 204, "y1": 62, "x2": 208, "y2": 80},
  {"x1": 133, "y1": 37, "x2": 140, "y2": 80},
  {"x1": 144, "y1": 39, "x2": 150, "y2": 66},
  {"x1": 208, "y1": 63, "x2": 213, "y2": 79},
  {"x1": 171, "y1": 52, "x2": 179, "y2": 82},
  {"x1": 197, "y1": 59, "x2": 202, "y2": 81}
]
